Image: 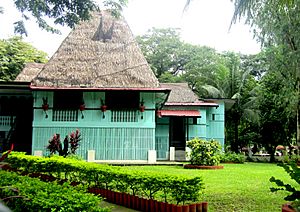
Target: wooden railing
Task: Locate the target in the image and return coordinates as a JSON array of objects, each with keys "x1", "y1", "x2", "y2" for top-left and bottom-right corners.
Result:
[
  {"x1": 111, "y1": 110, "x2": 138, "y2": 122},
  {"x1": 52, "y1": 109, "x2": 78, "y2": 122}
]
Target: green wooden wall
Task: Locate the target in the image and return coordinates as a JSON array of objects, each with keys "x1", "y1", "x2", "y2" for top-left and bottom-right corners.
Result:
[
  {"x1": 155, "y1": 101, "x2": 225, "y2": 160},
  {"x1": 32, "y1": 91, "x2": 157, "y2": 160},
  {"x1": 206, "y1": 101, "x2": 225, "y2": 148}
]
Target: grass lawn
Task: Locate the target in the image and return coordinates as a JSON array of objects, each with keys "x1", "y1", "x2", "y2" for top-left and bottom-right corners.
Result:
[{"x1": 121, "y1": 163, "x2": 297, "y2": 212}]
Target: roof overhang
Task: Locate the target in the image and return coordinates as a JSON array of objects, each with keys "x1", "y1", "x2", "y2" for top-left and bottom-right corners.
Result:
[
  {"x1": 158, "y1": 110, "x2": 201, "y2": 117},
  {"x1": 165, "y1": 102, "x2": 219, "y2": 107},
  {"x1": 204, "y1": 98, "x2": 236, "y2": 110},
  {"x1": 30, "y1": 85, "x2": 170, "y2": 92},
  {"x1": 0, "y1": 81, "x2": 31, "y2": 95}
]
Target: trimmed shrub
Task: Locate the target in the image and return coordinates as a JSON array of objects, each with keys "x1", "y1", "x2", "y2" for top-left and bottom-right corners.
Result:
[
  {"x1": 0, "y1": 170, "x2": 108, "y2": 212},
  {"x1": 5, "y1": 152, "x2": 204, "y2": 205},
  {"x1": 187, "y1": 138, "x2": 222, "y2": 166},
  {"x1": 220, "y1": 152, "x2": 245, "y2": 163}
]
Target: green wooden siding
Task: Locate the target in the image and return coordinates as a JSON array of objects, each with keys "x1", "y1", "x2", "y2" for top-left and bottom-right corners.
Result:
[
  {"x1": 32, "y1": 127, "x2": 154, "y2": 160},
  {"x1": 32, "y1": 91, "x2": 156, "y2": 160},
  {"x1": 155, "y1": 117, "x2": 169, "y2": 160},
  {"x1": 206, "y1": 101, "x2": 225, "y2": 147}
]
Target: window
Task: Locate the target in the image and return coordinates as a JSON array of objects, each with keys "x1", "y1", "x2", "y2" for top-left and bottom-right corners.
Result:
[
  {"x1": 105, "y1": 91, "x2": 139, "y2": 110},
  {"x1": 212, "y1": 114, "x2": 215, "y2": 121},
  {"x1": 52, "y1": 91, "x2": 82, "y2": 122},
  {"x1": 54, "y1": 91, "x2": 83, "y2": 109}
]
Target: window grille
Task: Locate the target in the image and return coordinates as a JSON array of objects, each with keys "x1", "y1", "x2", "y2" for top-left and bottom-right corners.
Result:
[
  {"x1": 52, "y1": 109, "x2": 78, "y2": 122},
  {"x1": 111, "y1": 110, "x2": 137, "y2": 122}
]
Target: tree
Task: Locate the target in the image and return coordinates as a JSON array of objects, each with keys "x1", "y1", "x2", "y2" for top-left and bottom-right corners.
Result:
[
  {"x1": 258, "y1": 65, "x2": 297, "y2": 161},
  {"x1": 231, "y1": 0, "x2": 300, "y2": 145},
  {"x1": 1, "y1": 0, "x2": 127, "y2": 36},
  {"x1": 0, "y1": 37, "x2": 47, "y2": 81},
  {"x1": 136, "y1": 28, "x2": 183, "y2": 78}
]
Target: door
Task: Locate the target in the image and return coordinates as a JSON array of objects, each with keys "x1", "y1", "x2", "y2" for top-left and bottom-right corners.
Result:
[{"x1": 169, "y1": 117, "x2": 185, "y2": 150}]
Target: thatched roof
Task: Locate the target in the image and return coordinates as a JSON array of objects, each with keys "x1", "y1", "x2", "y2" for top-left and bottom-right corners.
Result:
[
  {"x1": 160, "y1": 83, "x2": 199, "y2": 103},
  {"x1": 31, "y1": 11, "x2": 159, "y2": 88},
  {"x1": 15, "y1": 63, "x2": 45, "y2": 82}
]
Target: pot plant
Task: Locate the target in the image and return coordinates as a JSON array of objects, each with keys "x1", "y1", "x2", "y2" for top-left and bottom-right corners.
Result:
[
  {"x1": 185, "y1": 138, "x2": 223, "y2": 169},
  {"x1": 270, "y1": 163, "x2": 300, "y2": 212}
]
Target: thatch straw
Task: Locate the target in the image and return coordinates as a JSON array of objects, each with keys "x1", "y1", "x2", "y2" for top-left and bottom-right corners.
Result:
[
  {"x1": 31, "y1": 11, "x2": 159, "y2": 88},
  {"x1": 160, "y1": 83, "x2": 199, "y2": 103},
  {"x1": 15, "y1": 63, "x2": 45, "y2": 82}
]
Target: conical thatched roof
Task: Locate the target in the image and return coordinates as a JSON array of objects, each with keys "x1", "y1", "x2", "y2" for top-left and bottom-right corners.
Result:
[
  {"x1": 31, "y1": 11, "x2": 159, "y2": 88},
  {"x1": 15, "y1": 63, "x2": 45, "y2": 82},
  {"x1": 160, "y1": 83, "x2": 199, "y2": 103}
]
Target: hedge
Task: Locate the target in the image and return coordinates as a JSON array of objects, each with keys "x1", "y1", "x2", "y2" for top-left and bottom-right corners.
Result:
[
  {"x1": 6, "y1": 152, "x2": 204, "y2": 204},
  {"x1": 0, "y1": 170, "x2": 108, "y2": 212}
]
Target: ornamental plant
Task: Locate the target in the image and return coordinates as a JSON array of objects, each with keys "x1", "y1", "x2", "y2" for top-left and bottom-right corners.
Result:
[
  {"x1": 0, "y1": 170, "x2": 108, "y2": 212},
  {"x1": 6, "y1": 152, "x2": 204, "y2": 205},
  {"x1": 46, "y1": 129, "x2": 81, "y2": 156},
  {"x1": 69, "y1": 129, "x2": 81, "y2": 154},
  {"x1": 186, "y1": 138, "x2": 222, "y2": 166},
  {"x1": 270, "y1": 163, "x2": 300, "y2": 211},
  {"x1": 46, "y1": 133, "x2": 62, "y2": 155}
]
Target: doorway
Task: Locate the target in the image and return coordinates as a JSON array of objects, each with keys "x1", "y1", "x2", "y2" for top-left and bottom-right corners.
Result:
[{"x1": 169, "y1": 117, "x2": 185, "y2": 150}]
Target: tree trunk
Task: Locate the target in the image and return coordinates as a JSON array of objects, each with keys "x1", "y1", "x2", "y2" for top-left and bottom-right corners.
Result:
[{"x1": 269, "y1": 146, "x2": 276, "y2": 163}]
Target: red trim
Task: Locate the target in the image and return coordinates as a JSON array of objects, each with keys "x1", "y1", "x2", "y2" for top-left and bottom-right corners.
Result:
[
  {"x1": 165, "y1": 102, "x2": 219, "y2": 107},
  {"x1": 30, "y1": 85, "x2": 171, "y2": 92},
  {"x1": 158, "y1": 110, "x2": 200, "y2": 117}
]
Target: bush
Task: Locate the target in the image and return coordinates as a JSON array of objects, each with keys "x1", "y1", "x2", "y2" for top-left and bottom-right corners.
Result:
[
  {"x1": 220, "y1": 152, "x2": 245, "y2": 163},
  {"x1": 0, "y1": 170, "x2": 108, "y2": 212},
  {"x1": 187, "y1": 138, "x2": 222, "y2": 166},
  {"x1": 6, "y1": 152, "x2": 204, "y2": 204},
  {"x1": 270, "y1": 163, "x2": 300, "y2": 211}
]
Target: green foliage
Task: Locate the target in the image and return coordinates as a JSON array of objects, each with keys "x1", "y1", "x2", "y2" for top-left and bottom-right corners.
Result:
[
  {"x1": 0, "y1": 170, "x2": 108, "y2": 212},
  {"x1": 136, "y1": 28, "x2": 183, "y2": 77},
  {"x1": 232, "y1": 0, "x2": 300, "y2": 147},
  {"x1": 0, "y1": 37, "x2": 47, "y2": 81},
  {"x1": 187, "y1": 138, "x2": 222, "y2": 166},
  {"x1": 220, "y1": 152, "x2": 245, "y2": 163},
  {"x1": 6, "y1": 152, "x2": 204, "y2": 205},
  {"x1": 7, "y1": 0, "x2": 127, "y2": 36},
  {"x1": 281, "y1": 155, "x2": 300, "y2": 164},
  {"x1": 270, "y1": 163, "x2": 300, "y2": 210}
]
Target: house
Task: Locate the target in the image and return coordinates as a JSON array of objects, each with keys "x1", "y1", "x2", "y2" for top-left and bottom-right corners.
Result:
[
  {"x1": 0, "y1": 11, "x2": 224, "y2": 162},
  {"x1": 156, "y1": 83, "x2": 224, "y2": 160}
]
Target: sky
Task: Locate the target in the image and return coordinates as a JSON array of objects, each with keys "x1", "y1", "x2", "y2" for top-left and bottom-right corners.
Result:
[{"x1": 0, "y1": 0, "x2": 261, "y2": 57}]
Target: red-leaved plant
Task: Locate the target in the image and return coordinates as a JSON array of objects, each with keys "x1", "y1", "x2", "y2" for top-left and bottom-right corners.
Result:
[
  {"x1": 46, "y1": 129, "x2": 81, "y2": 156},
  {"x1": 69, "y1": 129, "x2": 81, "y2": 155}
]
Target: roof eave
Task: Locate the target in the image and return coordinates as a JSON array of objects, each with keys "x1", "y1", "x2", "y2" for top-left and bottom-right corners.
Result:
[
  {"x1": 30, "y1": 85, "x2": 171, "y2": 93},
  {"x1": 165, "y1": 102, "x2": 219, "y2": 107}
]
